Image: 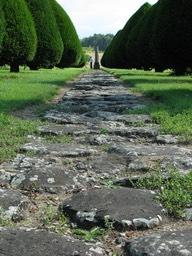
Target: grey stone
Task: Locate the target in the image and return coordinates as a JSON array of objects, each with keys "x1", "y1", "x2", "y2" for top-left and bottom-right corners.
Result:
[
  {"x1": 61, "y1": 188, "x2": 165, "y2": 231},
  {"x1": 124, "y1": 229, "x2": 192, "y2": 256},
  {"x1": 109, "y1": 143, "x2": 192, "y2": 157},
  {"x1": 20, "y1": 139, "x2": 98, "y2": 157},
  {"x1": 0, "y1": 189, "x2": 29, "y2": 221},
  {"x1": 156, "y1": 134, "x2": 179, "y2": 144},
  {"x1": 0, "y1": 228, "x2": 105, "y2": 256}
]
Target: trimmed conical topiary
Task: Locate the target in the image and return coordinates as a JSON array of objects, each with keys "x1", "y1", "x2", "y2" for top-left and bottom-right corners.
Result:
[
  {"x1": 125, "y1": 2, "x2": 152, "y2": 69},
  {"x1": 153, "y1": 0, "x2": 192, "y2": 75},
  {"x1": 101, "y1": 30, "x2": 122, "y2": 68},
  {"x1": 135, "y1": 3, "x2": 160, "y2": 71},
  {"x1": 0, "y1": 2, "x2": 5, "y2": 54},
  {"x1": 26, "y1": 0, "x2": 64, "y2": 70},
  {"x1": 0, "y1": 0, "x2": 37, "y2": 72},
  {"x1": 50, "y1": 0, "x2": 85, "y2": 68}
]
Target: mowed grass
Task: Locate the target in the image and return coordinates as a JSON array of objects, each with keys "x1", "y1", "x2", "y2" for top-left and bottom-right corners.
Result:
[
  {"x1": 105, "y1": 68, "x2": 192, "y2": 143},
  {"x1": 0, "y1": 67, "x2": 87, "y2": 162}
]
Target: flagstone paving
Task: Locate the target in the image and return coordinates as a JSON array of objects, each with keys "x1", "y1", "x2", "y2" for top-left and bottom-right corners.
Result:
[{"x1": 0, "y1": 70, "x2": 191, "y2": 255}]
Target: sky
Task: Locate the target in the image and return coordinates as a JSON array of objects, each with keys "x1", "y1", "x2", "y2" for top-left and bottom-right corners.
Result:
[{"x1": 56, "y1": 0, "x2": 158, "y2": 39}]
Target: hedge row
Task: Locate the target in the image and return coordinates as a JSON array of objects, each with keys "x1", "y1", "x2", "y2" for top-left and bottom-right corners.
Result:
[
  {"x1": 0, "y1": 0, "x2": 85, "y2": 72},
  {"x1": 101, "y1": 0, "x2": 192, "y2": 75}
]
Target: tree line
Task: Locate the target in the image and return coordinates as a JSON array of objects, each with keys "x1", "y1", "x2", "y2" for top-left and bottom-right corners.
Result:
[
  {"x1": 101, "y1": 0, "x2": 192, "y2": 75},
  {"x1": 0, "y1": 0, "x2": 85, "y2": 72},
  {"x1": 81, "y1": 34, "x2": 114, "y2": 52}
]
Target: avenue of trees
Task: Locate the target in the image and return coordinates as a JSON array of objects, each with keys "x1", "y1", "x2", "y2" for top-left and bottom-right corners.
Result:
[
  {"x1": 101, "y1": 0, "x2": 192, "y2": 75},
  {"x1": 0, "y1": 0, "x2": 85, "y2": 72},
  {"x1": 81, "y1": 34, "x2": 114, "y2": 51}
]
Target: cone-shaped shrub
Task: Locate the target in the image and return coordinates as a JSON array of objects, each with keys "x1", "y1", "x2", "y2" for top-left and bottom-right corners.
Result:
[
  {"x1": 0, "y1": 3, "x2": 5, "y2": 54},
  {"x1": 101, "y1": 30, "x2": 122, "y2": 68},
  {"x1": 125, "y1": 2, "x2": 151, "y2": 69},
  {"x1": 153, "y1": 0, "x2": 192, "y2": 75},
  {"x1": 114, "y1": 3, "x2": 151, "y2": 68},
  {"x1": 135, "y1": 3, "x2": 160, "y2": 71},
  {"x1": 0, "y1": 0, "x2": 37, "y2": 72},
  {"x1": 26, "y1": 0, "x2": 64, "y2": 70},
  {"x1": 50, "y1": 0, "x2": 85, "y2": 68}
]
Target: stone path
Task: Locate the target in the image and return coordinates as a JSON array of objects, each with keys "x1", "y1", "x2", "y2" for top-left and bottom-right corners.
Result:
[{"x1": 0, "y1": 70, "x2": 192, "y2": 255}]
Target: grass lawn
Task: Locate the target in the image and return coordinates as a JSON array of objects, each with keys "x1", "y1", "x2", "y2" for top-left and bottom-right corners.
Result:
[
  {"x1": 105, "y1": 68, "x2": 192, "y2": 143},
  {"x1": 0, "y1": 67, "x2": 87, "y2": 162}
]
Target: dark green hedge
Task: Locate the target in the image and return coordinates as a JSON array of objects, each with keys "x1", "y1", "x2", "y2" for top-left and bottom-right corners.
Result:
[
  {"x1": 0, "y1": 0, "x2": 37, "y2": 72},
  {"x1": 50, "y1": 0, "x2": 85, "y2": 68},
  {"x1": 26, "y1": 0, "x2": 64, "y2": 70}
]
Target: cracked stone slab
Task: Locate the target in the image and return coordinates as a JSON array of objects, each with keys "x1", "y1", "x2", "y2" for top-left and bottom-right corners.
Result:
[
  {"x1": 0, "y1": 155, "x2": 96, "y2": 193},
  {"x1": 43, "y1": 110, "x2": 91, "y2": 124},
  {"x1": 109, "y1": 143, "x2": 192, "y2": 157},
  {"x1": 61, "y1": 188, "x2": 165, "y2": 231},
  {"x1": 72, "y1": 152, "x2": 127, "y2": 176},
  {"x1": 20, "y1": 139, "x2": 98, "y2": 157},
  {"x1": 0, "y1": 227, "x2": 105, "y2": 256},
  {"x1": 38, "y1": 124, "x2": 98, "y2": 136},
  {"x1": 0, "y1": 189, "x2": 29, "y2": 221},
  {"x1": 124, "y1": 229, "x2": 192, "y2": 256}
]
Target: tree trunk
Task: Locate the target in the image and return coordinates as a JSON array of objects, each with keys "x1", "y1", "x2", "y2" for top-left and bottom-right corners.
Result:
[{"x1": 10, "y1": 63, "x2": 19, "y2": 72}]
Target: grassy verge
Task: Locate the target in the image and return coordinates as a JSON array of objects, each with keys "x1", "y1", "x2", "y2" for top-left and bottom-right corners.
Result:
[
  {"x1": 0, "y1": 67, "x2": 87, "y2": 162},
  {"x1": 105, "y1": 68, "x2": 192, "y2": 143}
]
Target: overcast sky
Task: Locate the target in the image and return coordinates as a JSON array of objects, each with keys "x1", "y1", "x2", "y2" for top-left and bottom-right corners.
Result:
[{"x1": 56, "y1": 0, "x2": 158, "y2": 39}]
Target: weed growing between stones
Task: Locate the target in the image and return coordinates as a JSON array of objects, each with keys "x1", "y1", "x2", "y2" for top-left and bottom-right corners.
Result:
[
  {"x1": 100, "y1": 129, "x2": 110, "y2": 134},
  {"x1": 44, "y1": 134, "x2": 74, "y2": 144},
  {"x1": 42, "y1": 204, "x2": 69, "y2": 235},
  {"x1": 74, "y1": 227, "x2": 104, "y2": 241},
  {"x1": 135, "y1": 168, "x2": 192, "y2": 218},
  {"x1": 101, "y1": 145, "x2": 111, "y2": 152},
  {"x1": 0, "y1": 205, "x2": 13, "y2": 226}
]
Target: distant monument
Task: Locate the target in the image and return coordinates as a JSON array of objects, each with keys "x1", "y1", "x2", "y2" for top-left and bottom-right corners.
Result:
[{"x1": 94, "y1": 46, "x2": 100, "y2": 69}]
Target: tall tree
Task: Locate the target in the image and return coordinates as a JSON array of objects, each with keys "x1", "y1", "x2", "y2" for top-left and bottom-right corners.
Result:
[
  {"x1": 0, "y1": 2, "x2": 5, "y2": 54},
  {"x1": 135, "y1": 3, "x2": 160, "y2": 71},
  {"x1": 101, "y1": 30, "x2": 122, "y2": 68},
  {"x1": 0, "y1": 0, "x2": 37, "y2": 72},
  {"x1": 125, "y1": 2, "x2": 151, "y2": 69},
  {"x1": 50, "y1": 0, "x2": 84, "y2": 68},
  {"x1": 153, "y1": 0, "x2": 192, "y2": 75},
  {"x1": 26, "y1": 0, "x2": 64, "y2": 70}
]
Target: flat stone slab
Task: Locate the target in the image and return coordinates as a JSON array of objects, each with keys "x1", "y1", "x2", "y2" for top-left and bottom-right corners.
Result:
[
  {"x1": 20, "y1": 139, "x2": 98, "y2": 157},
  {"x1": 124, "y1": 229, "x2": 192, "y2": 256},
  {"x1": 61, "y1": 188, "x2": 164, "y2": 231},
  {"x1": 0, "y1": 228, "x2": 104, "y2": 255},
  {"x1": 43, "y1": 110, "x2": 91, "y2": 124},
  {"x1": 0, "y1": 155, "x2": 95, "y2": 193},
  {"x1": 0, "y1": 189, "x2": 29, "y2": 221},
  {"x1": 109, "y1": 143, "x2": 192, "y2": 156}
]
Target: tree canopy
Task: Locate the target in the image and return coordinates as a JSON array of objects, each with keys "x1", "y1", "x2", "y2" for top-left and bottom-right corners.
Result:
[
  {"x1": 0, "y1": 0, "x2": 37, "y2": 72},
  {"x1": 25, "y1": 0, "x2": 64, "y2": 70}
]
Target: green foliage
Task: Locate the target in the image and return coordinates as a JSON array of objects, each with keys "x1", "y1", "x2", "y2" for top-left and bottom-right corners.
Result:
[
  {"x1": 0, "y1": 0, "x2": 37, "y2": 72},
  {"x1": 81, "y1": 33, "x2": 114, "y2": 51},
  {"x1": 136, "y1": 168, "x2": 192, "y2": 218},
  {"x1": 0, "y1": 67, "x2": 86, "y2": 162},
  {"x1": 50, "y1": 0, "x2": 84, "y2": 68},
  {"x1": 0, "y1": 2, "x2": 5, "y2": 54},
  {"x1": 74, "y1": 227, "x2": 103, "y2": 241},
  {"x1": 101, "y1": 30, "x2": 122, "y2": 68},
  {"x1": 153, "y1": 0, "x2": 192, "y2": 74},
  {"x1": 44, "y1": 134, "x2": 73, "y2": 144},
  {"x1": 43, "y1": 204, "x2": 68, "y2": 235},
  {"x1": 0, "y1": 205, "x2": 12, "y2": 226},
  {"x1": 124, "y1": 2, "x2": 152, "y2": 69},
  {"x1": 26, "y1": 0, "x2": 63, "y2": 70},
  {"x1": 0, "y1": 113, "x2": 41, "y2": 161},
  {"x1": 133, "y1": 3, "x2": 159, "y2": 70}
]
